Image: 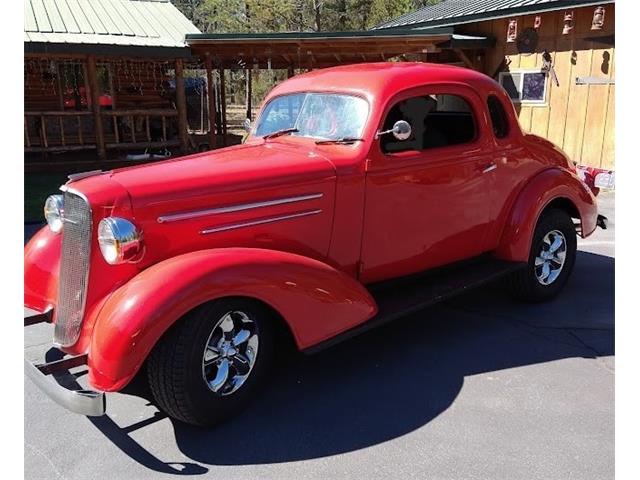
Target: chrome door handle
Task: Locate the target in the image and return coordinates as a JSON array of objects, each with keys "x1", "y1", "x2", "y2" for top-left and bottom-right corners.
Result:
[{"x1": 482, "y1": 163, "x2": 497, "y2": 174}]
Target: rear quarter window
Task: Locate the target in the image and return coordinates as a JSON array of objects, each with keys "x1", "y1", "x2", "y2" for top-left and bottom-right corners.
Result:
[{"x1": 487, "y1": 95, "x2": 510, "y2": 139}]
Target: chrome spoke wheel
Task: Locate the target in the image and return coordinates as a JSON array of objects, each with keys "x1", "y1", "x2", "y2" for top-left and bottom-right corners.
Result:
[
  {"x1": 534, "y1": 229, "x2": 567, "y2": 285},
  {"x1": 202, "y1": 310, "x2": 259, "y2": 396}
]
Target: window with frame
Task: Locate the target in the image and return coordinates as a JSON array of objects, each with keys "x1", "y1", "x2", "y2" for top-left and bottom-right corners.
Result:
[
  {"x1": 381, "y1": 93, "x2": 476, "y2": 153},
  {"x1": 487, "y1": 95, "x2": 510, "y2": 139},
  {"x1": 498, "y1": 70, "x2": 548, "y2": 104}
]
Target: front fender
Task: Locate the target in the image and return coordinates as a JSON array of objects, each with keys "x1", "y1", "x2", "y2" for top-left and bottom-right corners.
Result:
[
  {"x1": 88, "y1": 248, "x2": 377, "y2": 391},
  {"x1": 495, "y1": 168, "x2": 597, "y2": 262},
  {"x1": 24, "y1": 227, "x2": 60, "y2": 313}
]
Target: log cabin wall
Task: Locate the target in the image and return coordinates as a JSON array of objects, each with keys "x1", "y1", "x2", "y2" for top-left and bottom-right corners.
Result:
[
  {"x1": 108, "y1": 60, "x2": 174, "y2": 110},
  {"x1": 462, "y1": 4, "x2": 615, "y2": 170},
  {"x1": 24, "y1": 58, "x2": 61, "y2": 111},
  {"x1": 25, "y1": 56, "x2": 181, "y2": 156},
  {"x1": 25, "y1": 57, "x2": 175, "y2": 112}
]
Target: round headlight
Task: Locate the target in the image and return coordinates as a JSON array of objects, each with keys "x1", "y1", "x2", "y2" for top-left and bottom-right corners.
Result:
[
  {"x1": 44, "y1": 195, "x2": 64, "y2": 233},
  {"x1": 98, "y1": 217, "x2": 143, "y2": 265}
]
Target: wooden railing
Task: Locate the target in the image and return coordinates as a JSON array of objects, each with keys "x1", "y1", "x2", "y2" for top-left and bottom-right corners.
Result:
[
  {"x1": 25, "y1": 111, "x2": 94, "y2": 152},
  {"x1": 103, "y1": 109, "x2": 180, "y2": 150},
  {"x1": 25, "y1": 109, "x2": 180, "y2": 154}
]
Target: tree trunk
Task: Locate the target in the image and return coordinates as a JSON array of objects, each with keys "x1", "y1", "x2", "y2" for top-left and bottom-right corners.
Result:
[{"x1": 312, "y1": 0, "x2": 322, "y2": 31}]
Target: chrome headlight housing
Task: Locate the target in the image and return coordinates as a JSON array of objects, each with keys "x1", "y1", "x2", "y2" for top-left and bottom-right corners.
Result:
[
  {"x1": 98, "y1": 217, "x2": 143, "y2": 265},
  {"x1": 44, "y1": 194, "x2": 64, "y2": 233}
]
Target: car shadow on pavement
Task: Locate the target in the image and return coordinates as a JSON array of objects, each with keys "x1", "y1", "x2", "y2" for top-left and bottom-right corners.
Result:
[{"x1": 85, "y1": 251, "x2": 613, "y2": 472}]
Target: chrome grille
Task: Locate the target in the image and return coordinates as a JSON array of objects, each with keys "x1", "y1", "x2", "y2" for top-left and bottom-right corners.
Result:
[{"x1": 54, "y1": 190, "x2": 92, "y2": 346}]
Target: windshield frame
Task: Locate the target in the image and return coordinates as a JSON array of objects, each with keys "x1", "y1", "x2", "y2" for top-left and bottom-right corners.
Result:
[{"x1": 253, "y1": 91, "x2": 371, "y2": 141}]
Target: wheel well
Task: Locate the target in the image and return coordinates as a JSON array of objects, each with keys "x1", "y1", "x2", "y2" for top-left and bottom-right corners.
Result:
[
  {"x1": 541, "y1": 197, "x2": 581, "y2": 233},
  {"x1": 543, "y1": 197, "x2": 580, "y2": 220},
  {"x1": 177, "y1": 296, "x2": 298, "y2": 351},
  {"x1": 238, "y1": 296, "x2": 298, "y2": 354}
]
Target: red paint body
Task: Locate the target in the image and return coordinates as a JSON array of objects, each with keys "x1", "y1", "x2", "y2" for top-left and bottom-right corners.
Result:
[{"x1": 24, "y1": 63, "x2": 598, "y2": 392}]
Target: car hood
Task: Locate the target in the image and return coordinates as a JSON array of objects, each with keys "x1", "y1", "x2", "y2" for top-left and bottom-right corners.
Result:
[{"x1": 108, "y1": 141, "x2": 337, "y2": 211}]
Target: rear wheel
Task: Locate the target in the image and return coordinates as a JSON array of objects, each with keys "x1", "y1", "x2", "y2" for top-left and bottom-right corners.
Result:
[
  {"x1": 507, "y1": 208, "x2": 577, "y2": 302},
  {"x1": 147, "y1": 298, "x2": 274, "y2": 427}
]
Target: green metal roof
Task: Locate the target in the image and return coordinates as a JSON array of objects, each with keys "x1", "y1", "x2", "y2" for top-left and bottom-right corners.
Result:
[
  {"x1": 375, "y1": 0, "x2": 615, "y2": 30},
  {"x1": 24, "y1": 0, "x2": 200, "y2": 57}
]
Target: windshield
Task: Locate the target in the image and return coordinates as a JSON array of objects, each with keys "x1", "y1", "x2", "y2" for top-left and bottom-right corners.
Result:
[{"x1": 254, "y1": 93, "x2": 369, "y2": 140}]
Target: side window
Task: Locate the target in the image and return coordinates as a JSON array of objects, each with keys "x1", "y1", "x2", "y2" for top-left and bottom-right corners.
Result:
[
  {"x1": 381, "y1": 94, "x2": 476, "y2": 154},
  {"x1": 487, "y1": 95, "x2": 510, "y2": 139}
]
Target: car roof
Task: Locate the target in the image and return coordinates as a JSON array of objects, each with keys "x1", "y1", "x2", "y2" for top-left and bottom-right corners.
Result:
[{"x1": 266, "y1": 62, "x2": 499, "y2": 102}]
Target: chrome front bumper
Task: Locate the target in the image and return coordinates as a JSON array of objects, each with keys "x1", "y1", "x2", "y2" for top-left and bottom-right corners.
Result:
[{"x1": 24, "y1": 311, "x2": 106, "y2": 417}]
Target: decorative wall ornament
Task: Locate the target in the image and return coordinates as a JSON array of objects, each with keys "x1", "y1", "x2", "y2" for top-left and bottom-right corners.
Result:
[
  {"x1": 563, "y1": 11, "x2": 574, "y2": 35},
  {"x1": 591, "y1": 6, "x2": 605, "y2": 30},
  {"x1": 541, "y1": 50, "x2": 559, "y2": 87},
  {"x1": 517, "y1": 27, "x2": 539, "y2": 54},
  {"x1": 507, "y1": 19, "x2": 518, "y2": 43},
  {"x1": 534, "y1": 15, "x2": 542, "y2": 30}
]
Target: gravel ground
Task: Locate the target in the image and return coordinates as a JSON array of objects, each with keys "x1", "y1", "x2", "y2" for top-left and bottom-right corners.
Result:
[{"x1": 24, "y1": 192, "x2": 614, "y2": 480}]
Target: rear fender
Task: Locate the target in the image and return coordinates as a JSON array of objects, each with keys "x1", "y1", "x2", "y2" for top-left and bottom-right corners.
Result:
[
  {"x1": 88, "y1": 248, "x2": 377, "y2": 391},
  {"x1": 495, "y1": 168, "x2": 597, "y2": 262}
]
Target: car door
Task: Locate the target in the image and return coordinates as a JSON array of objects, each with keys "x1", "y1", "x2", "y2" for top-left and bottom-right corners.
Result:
[{"x1": 359, "y1": 84, "x2": 496, "y2": 284}]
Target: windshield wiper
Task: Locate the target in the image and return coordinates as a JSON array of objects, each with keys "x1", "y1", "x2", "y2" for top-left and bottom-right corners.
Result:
[
  {"x1": 263, "y1": 128, "x2": 299, "y2": 140},
  {"x1": 315, "y1": 137, "x2": 364, "y2": 145}
]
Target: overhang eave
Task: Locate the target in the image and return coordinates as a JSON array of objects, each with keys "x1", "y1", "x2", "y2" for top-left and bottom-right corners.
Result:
[{"x1": 185, "y1": 29, "x2": 492, "y2": 69}]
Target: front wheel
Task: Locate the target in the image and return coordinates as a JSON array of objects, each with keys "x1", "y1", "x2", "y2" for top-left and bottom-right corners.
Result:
[
  {"x1": 147, "y1": 298, "x2": 274, "y2": 427},
  {"x1": 506, "y1": 208, "x2": 577, "y2": 302}
]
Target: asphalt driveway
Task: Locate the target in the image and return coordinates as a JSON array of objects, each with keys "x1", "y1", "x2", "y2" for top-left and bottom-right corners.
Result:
[{"x1": 24, "y1": 192, "x2": 614, "y2": 480}]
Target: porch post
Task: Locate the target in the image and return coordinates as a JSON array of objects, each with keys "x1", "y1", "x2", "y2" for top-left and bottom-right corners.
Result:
[
  {"x1": 204, "y1": 53, "x2": 217, "y2": 150},
  {"x1": 86, "y1": 56, "x2": 106, "y2": 159},
  {"x1": 174, "y1": 58, "x2": 190, "y2": 153},
  {"x1": 218, "y1": 67, "x2": 227, "y2": 146},
  {"x1": 245, "y1": 68, "x2": 252, "y2": 121},
  {"x1": 454, "y1": 49, "x2": 476, "y2": 70}
]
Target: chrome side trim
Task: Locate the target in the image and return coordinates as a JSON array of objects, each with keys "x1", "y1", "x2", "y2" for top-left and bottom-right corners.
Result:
[
  {"x1": 158, "y1": 193, "x2": 323, "y2": 224},
  {"x1": 200, "y1": 209, "x2": 322, "y2": 235}
]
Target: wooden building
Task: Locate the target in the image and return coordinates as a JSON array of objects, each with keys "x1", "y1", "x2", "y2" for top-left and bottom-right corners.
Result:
[
  {"x1": 24, "y1": 0, "x2": 615, "y2": 175},
  {"x1": 375, "y1": 0, "x2": 616, "y2": 171},
  {"x1": 24, "y1": 0, "x2": 200, "y2": 165}
]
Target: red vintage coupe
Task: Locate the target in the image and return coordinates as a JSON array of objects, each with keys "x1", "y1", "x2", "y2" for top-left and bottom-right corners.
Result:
[{"x1": 24, "y1": 63, "x2": 606, "y2": 426}]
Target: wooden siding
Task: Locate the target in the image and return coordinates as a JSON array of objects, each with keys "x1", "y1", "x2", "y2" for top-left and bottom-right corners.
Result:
[
  {"x1": 25, "y1": 57, "x2": 174, "y2": 113},
  {"x1": 466, "y1": 4, "x2": 615, "y2": 169},
  {"x1": 24, "y1": 56, "x2": 180, "y2": 154}
]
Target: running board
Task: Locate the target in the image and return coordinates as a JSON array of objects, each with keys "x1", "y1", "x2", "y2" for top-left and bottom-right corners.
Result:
[{"x1": 304, "y1": 258, "x2": 526, "y2": 354}]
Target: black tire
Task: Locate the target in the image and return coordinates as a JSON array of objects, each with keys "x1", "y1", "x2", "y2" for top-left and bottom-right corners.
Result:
[
  {"x1": 506, "y1": 208, "x2": 577, "y2": 302},
  {"x1": 147, "y1": 298, "x2": 275, "y2": 427}
]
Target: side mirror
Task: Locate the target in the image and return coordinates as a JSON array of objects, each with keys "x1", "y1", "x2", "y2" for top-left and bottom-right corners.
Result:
[
  {"x1": 375, "y1": 120, "x2": 412, "y2": 141},
  {"x1": 243, "y1": 118, "x2": 252, "y2": 133}
]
